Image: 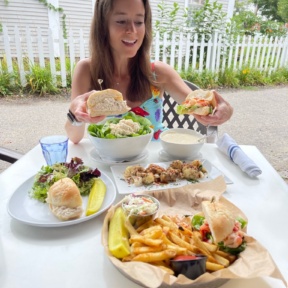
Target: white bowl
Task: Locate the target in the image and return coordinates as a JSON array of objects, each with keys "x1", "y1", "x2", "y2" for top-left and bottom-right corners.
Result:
[
  {"x1": 88, "y1": 129, "x2": 153, "y2": 161},
  {"x1": 160, "y1": 128, "x2": 204, "y2": 159}
]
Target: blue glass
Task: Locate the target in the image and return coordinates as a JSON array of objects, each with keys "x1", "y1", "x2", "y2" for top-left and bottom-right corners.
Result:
[{"x1": 40, "y1": 135, "x2": 68, "y2": 166}]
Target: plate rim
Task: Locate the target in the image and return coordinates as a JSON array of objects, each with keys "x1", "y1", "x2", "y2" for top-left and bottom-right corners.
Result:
[
  {"x1": 158, "y1": 149, "x2": 202, "y2": 162},
  {"x1": 90, "y1": 148, "x2": 149, "y2": 165},
  {"x1": 7, "y1": 171, "x2": 116, "y2": 227}
]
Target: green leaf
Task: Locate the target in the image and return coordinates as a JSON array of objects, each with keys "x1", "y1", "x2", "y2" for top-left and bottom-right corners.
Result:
[{"x1": 191, "y1": 214, "x2": 205, "y2": 230}]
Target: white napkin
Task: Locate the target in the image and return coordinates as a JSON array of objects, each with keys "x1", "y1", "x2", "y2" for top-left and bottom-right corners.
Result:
[{"x1": 216, "y1": 133, "x2": 262, "y2": 178}]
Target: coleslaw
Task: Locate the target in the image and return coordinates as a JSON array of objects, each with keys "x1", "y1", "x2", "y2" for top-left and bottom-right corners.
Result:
[{"x1": 122, "y1": 194, "x2": 159, "y2": 217}]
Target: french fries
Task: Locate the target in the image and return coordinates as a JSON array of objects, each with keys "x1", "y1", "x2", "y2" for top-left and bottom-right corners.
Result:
[{"x1": 116, "y1": 214, "x2": 239, "y2": 275}]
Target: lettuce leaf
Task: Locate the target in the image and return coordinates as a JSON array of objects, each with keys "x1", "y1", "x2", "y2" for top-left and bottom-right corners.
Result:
[
  {"x1": 88, "y1": 112, "x2": 152, "y2": 139},
  {"x1": 191, "y1": 214, "x2": 205, "y2": 230},
  {"x1": 176, "y1": 104, "x2": 198, "y2": 115},
  {"x1": 29, "y1": 157, "x2": 101, "y2": 203},
  {"x1": 218, "y1": 241, "x2": 247, "y2": 255}
]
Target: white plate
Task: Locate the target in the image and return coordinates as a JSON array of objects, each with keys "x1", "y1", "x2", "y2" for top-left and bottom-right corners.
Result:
[
  {"x1": 7, "y1": 172, "x2": 116, "y2": 227},
  {"x1": 111, "y1": 160, "x2": 227, "y2": 194},
  {"x1": 89, "y1": 148, "x2": 148, "y2": 165},
  {"x1": 158, "y1": 149, "x2": 202, "y2": 162}
]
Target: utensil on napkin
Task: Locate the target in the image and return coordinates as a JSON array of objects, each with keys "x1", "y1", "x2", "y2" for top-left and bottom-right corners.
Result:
[{"x1": 216, "y1": 133, "x2": 262, "y2": 177}]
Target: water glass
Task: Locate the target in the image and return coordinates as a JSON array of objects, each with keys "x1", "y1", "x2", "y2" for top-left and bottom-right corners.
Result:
[{"x1": 40, "y1": 135, "x2": 68, "y2": 166}]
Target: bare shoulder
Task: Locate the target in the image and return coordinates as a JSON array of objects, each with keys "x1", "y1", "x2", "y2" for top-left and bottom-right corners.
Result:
[
  {"x1": 73, "y1": 58, "x2": 91, "y2": 82},
  {"x1": 71, "y1": 58, "x2": 92, "y2": 97},
  {"x1": 74, "y1": 58, "x2": 91, "y2": 73},
  {"x1": 153, "y1": 61, "x2": 191, "y2": 102},
  {"x1": 153, "y1": 61, "x2": 181, "y2": 81},
  {"x1": 153, "y1": 60, "x2": 175, "y2": 74}
]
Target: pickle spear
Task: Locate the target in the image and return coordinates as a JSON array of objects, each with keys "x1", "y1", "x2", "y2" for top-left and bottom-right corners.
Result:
[
  {"x1": 108, "y1": 207, "x2": 130, "y2": 258},
  {"x1": 86, "y1": 178, "x2": 106, "y2": 216}
]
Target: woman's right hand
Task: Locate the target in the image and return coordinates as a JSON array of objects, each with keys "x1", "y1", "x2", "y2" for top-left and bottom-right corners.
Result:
[
  {"x1": 69, "y1": 90, "x2": 106, "y2": 124},
  {"x1": 65, "y1": 90, "x2": 106, "y2": 144}
]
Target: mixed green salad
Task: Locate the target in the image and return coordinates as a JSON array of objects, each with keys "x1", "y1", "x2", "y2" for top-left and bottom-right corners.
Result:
[
  {"x1": 87, "y1": 112, "x2": 152, "y2": 139},
  {"x1": 29, "y1": 157, "x2": 101, "y2": 203}
]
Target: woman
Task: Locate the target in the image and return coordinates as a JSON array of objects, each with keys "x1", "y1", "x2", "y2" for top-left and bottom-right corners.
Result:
[{"x1": 65, "y1": 0, "x2": 233, "y2": 144}]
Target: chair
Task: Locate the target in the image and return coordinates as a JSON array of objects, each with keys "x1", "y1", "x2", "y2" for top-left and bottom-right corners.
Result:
[
  {"x1": 162, "y1": 80, "x2": 218, "y2": 142},
  {"x1": 0, "y1": 146, "x2": 23, "y2": 163}
]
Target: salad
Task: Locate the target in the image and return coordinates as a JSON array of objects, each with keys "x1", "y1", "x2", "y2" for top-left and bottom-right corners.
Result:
[
  {"x1": 87, "y1": 112, "x2": 152, "y2": 139},
  {"x1": 122, "y1": 194, "x2": 159, "y2": 217},
  {"x1": 29, "y1": 157, "x2": 101, "y2": 203}
]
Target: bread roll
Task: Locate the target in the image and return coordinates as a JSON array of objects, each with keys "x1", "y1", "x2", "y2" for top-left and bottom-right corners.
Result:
[
  {"x1": 87, "y1": 89, "x2": 131, "y2": 117},
  {"x1": 201, "y1": 200, "x2": 235, "y2": 243},
  {"x1": 46, "y1": 178, "x2": 83, "y2": 221}
]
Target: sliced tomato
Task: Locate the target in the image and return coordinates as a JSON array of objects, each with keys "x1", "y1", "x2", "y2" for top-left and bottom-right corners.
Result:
[
  {"x1": 173, "y1": 255, "x2": 197, "y2": 261},
  {"x1": 196, "y1": 99, "x2": 210, "y2": 106}
]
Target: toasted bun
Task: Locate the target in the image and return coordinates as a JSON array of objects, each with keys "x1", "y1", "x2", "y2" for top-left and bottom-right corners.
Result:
[
  {"x1": 185, "y1": 90, "x2": 217, "y2": 116},
  {"x1": 46, "y1": 178, "x2": 83, "y2": 221},
  {"x1": 201, "y1": 200, "x2": 235, "y2": 243},
  {"x1": 87, "y1": 89, "x2": 131, "y2": 117}
]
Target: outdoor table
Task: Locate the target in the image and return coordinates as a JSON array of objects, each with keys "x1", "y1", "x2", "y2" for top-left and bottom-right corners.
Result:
[{"x1": 0, "y1": 139, "x2": 287, "y2": 288}]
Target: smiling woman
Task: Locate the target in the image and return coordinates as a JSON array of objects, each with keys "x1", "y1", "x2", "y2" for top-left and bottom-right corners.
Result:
[{"x1": 65, "y1": 0, "x2": 233, "y2": 144}]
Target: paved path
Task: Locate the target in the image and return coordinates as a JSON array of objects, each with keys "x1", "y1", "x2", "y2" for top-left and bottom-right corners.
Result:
[{"x1": 1, "y1": 85, "x2": 287, "y2": 183}]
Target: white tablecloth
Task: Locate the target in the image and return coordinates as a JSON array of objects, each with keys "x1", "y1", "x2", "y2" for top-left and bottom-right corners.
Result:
[{"x1": 0, "y1": 140, "x2": 287, "y2": 288}]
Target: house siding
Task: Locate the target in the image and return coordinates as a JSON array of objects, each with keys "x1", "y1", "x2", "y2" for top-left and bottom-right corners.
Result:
[
  {"x1": 0, "y1": 0, "x2": 48, "y2": 34},
  {"x1": 60, "y1": 0, "x2": 93, "y2": 37},
  {"x1": 0, "y1": 0, "x2": 49, "y2": 56},
  {"x1": 0, "y1": 0, "x2": 233, "y2": 58}
]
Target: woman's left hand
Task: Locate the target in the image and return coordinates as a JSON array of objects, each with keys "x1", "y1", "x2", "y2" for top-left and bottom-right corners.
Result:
[{"x1": 193, "y1": 91, "x2": 233, "y2": 126}]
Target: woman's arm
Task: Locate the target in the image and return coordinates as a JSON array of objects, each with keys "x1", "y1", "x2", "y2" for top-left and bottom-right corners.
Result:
[
  {"x1": 154, "y1": 61, "x2": 233, "y2": 126},
  {"x1": 65, "y1": 59, "x2": 105, "y2": 144}
]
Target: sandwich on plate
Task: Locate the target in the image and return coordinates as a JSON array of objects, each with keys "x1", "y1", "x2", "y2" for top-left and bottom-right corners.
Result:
[
  {"x1": 87, "y1": 89, "x2": 131, "y2": 117},
  {"x1": 176, "y1": 89, "x2": 217, "y2": 116},
  {"x1": 192, "y1": 200, "x2": 247, "y2": 255},
  {"x1": 46, "y1": 177, "x2": 83, "y2": 221}
]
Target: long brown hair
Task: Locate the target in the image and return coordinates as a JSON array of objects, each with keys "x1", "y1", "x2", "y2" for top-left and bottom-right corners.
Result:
[{"x1": 90, "y1": 0, "x2": 154, "y2": 102}]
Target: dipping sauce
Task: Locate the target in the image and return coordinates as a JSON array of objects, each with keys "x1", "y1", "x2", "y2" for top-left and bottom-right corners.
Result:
[{"x1": 161, "y1": 132, "x2": 200, "y2": 144}]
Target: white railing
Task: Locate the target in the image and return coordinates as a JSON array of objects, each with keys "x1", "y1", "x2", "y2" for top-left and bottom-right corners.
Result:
[{"x1": 1, "y1": 25, "x2": 288, "y2": 87}]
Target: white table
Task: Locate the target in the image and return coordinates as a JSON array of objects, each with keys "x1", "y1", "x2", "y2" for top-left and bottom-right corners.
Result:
[{"x1": 0, "y1": 140, "x2": 287, "y2": 288}]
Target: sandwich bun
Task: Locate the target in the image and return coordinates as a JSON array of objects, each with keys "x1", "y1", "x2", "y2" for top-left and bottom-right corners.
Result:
[
  {"x1": 177, "y1": 89, "x2": 217, "y2": 116},
  {"x1": 46, "y1": 177, "x2": 83, "y2": 221},
  {"x1": 87, "y1": 89, "x2": 131, "y2": 117},
  {"x1": 201, "y1": 200, "x2": 235, "y2": 243}
]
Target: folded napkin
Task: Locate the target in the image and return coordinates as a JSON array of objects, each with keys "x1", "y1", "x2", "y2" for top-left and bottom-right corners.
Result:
[{"x1": 216, "y1": 133, "x2": 262, "y2": 178}]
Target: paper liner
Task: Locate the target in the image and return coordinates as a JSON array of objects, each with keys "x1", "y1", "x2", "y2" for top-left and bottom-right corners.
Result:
[{"x1": 102, "y1": 176, "x2": 286, "y2": 287}]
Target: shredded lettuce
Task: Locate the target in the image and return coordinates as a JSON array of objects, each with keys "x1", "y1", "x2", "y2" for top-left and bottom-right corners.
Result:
[
  {"x1": 191, "y1": 214, "x2": 205, "y2": 230},
  {"x1": 237, "y1": 217, "x2": 247, "y2": 229},
  {"x1": 176, "y1": 104, "x2": 198, "y2": 115},
  {"x1": 218, "y1": 241, "x2": 247, "y2": 255},
  {"x1": 29, "y1": 157, "x2": 101, "y2": 203},
  {"x1": 87, "y1": 112, "x2": 152, "y2": 139}
]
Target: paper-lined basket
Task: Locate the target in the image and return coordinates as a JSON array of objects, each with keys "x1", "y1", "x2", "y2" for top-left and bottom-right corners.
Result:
[{"x1": 102, "y1": 176, "x2": 286, "y2": 288}]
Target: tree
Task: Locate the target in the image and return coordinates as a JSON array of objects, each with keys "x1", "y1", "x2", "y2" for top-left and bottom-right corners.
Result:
[
  {"x1": 253, "y1": 0, "x2": 284, "y2": 22},
  {"x1": 278, "y1": 0, "x2": 288, "y2": 23},
  {"x1": 190, "y1": 0, "x2": 228, "y2": 41}
]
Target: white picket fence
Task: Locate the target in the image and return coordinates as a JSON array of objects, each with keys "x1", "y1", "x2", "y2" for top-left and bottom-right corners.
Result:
[{"x1": 1, "y1": 24, "x2": 288, "y2": 87}]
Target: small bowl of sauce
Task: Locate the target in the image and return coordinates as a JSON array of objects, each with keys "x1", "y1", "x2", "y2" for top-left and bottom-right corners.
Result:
[
  {"x1": 160, "y1": 128, "x2": 204, "y2": 159},
  {"x1": 170, "y1": 254, "x2": 207, "y2": 280}
]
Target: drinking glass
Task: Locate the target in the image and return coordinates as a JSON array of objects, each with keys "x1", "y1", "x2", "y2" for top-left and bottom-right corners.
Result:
[{"x1": 40, "y1": 135, "x2": 68, "y2": 166}]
